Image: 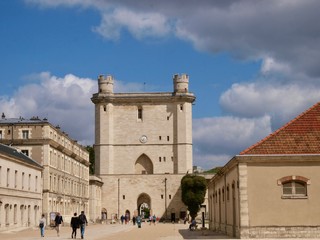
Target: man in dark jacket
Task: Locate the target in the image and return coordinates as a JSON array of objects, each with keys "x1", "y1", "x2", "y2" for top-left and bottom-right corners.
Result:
[
  {"x1": 79, "y1": 211, "x2": 88, "y2": 239},
  {"x1": 54, "y1": 212, "x2": 63, "y2": 237}
]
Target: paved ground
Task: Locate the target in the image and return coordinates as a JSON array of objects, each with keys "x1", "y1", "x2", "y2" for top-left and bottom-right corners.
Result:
[{"x1": 0, "y1": 222, "x2": 231, "y2": 240}]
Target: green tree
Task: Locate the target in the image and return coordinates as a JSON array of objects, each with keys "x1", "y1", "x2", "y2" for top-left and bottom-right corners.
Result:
[
  {"x1": 86, "y1": 145, "x2": 95, "y2": 175},
  {"x1": 181, "y1": 174, "x2": 207, "y2": 220}
]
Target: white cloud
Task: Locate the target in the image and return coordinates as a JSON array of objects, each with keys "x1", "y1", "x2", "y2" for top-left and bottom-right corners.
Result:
[
  {"x1": 93, "y1": 8, "x2": 171, "y2": 40},
  {"x1": 0, "y1": 72, "x2": 146, "y2": 146},
  {"x1": 220, "y1": 80, "x2": 320, "y2": 130},
  {"x1": 25, "y1": 0, "x2": 320, "y2": 78},
  {"x1": 193, "y1": 116, "x2": 272, "y2": 169}
]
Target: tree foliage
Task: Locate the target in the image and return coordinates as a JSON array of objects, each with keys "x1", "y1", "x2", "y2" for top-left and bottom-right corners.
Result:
[
  {"x1": 86, "y1": 145, "x2": 95, "y2": 175},
  {"x1": 181, "y1": 174, "x2": 207, "y2": 220}
]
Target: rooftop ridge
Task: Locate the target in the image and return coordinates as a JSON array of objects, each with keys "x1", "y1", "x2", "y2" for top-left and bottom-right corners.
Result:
[{"x1": 240, "y1": 102, "x2": 320, "y2": 155}]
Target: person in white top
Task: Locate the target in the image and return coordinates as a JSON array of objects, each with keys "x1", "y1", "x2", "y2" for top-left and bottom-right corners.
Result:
[{"x1": 39, "y1": 214, "x2": 46, "y2": 237}]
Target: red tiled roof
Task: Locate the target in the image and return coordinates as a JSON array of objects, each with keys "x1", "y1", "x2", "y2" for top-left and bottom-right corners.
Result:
[{"x1": 240, "y1": 102, "x2": 320, "y2": 155}]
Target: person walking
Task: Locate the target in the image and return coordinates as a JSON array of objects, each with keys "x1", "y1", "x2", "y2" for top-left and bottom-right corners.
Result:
[
  {"x1": 79, "y1": 211, "x2": 88, "y2": 239},
  {"x1": 39, "y1": 214, "x2": 46, "y2": 237},
  {"x1": 70, "y1": 212, "x2": 80, "y2": 239},
  {"x1": 54, "y1": 212, "x2": 64, "y2": 237}
]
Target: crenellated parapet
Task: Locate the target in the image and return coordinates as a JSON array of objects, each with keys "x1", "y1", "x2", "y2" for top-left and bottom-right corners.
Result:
[
  {"x1": 98, "y1": 74, "x2": 114, "y2": 94},
  {"x1": 173, "y1": 73, "x2": 189, "y2": 93}
]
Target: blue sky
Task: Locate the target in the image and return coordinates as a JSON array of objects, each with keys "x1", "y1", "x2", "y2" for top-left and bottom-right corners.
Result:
[{"x1": 1, "y1": 0, "x2": 320, "y2": 169}]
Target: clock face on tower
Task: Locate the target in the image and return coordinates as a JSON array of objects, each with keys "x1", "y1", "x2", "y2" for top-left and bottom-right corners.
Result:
[{"x1": 139, "y1": 135, "x2": 148, "y2": 143}]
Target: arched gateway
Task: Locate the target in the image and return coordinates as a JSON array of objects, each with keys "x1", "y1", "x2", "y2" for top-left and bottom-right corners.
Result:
[{"x1": 137, "y1": 193, "x2": 151, "y2": 218}]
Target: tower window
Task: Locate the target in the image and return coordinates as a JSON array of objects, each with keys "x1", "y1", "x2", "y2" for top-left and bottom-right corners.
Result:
[
  {"x1": 0, "y1": 130, "x2": 2, "y2": 139},
  {"x1": 167, "y1": 136, "x2": 170, "y2": 141},
  {"x1": 159, "y1": 157, "x2": 161, "y2": 162},
  {"x1": 180, "y1": 104, "x2": 183, "y2": 111},
  {"x1": 103, "y1": 105, "x2": 107, "y2": 112},
  {"x1": 169, "y1": 194, "x2": 172, "y2": 199},
  {"x1": 164, "y1": 157, "x2": 166, "y2": 162},
  {"x1": 159, "y1": 136, "x2": 162, "y2": 140},
  {"x1": 138, "y1": 107, "x2": 143, "y2": 120},
  {"x1": 22, "y1": 130, "x2": 29, "y2": 139},
  {"x1": 123, "y1": 195, "x2": 125, "y2": 200},
  {"x1": 167, "y1": 116, "x2": 170, "y2": 120},
  {"x1": 161, "y1": 194, "x2": 164, "y2": 199}
]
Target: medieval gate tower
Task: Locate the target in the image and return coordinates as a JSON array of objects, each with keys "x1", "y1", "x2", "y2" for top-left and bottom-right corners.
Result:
[{"x1": 91, "y1": 74, "x2": 195, "y2": 221}]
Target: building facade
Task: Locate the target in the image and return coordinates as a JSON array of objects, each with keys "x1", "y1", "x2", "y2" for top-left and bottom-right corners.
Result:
[
  {"x1": 208, "y1": 102, "x2": 320, "y2": 238},
  {"x1": 0, "y1": 116, "x2": 90, "y2": 223},
  {"x1": 91, "y1": 74, "x2": 195, "y2": 221},
  {"x1": 0, "y1": 143, "x2": 43, "y2": 231}
]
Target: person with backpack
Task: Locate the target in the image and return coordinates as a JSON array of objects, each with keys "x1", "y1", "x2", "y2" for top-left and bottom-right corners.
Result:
[
  {"x1": 70, "y1": 212, "x2": 80, "y2": 239},
  {"x1": 79, "y1": 211, "x2": 88, "y2": 239},
  {"x1": 39, "y1": 214, "x2": 46, "y2": 237}
]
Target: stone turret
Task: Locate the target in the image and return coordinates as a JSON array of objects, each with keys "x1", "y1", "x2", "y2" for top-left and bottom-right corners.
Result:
[
  {"x1": 173, "y1": 74, "x2": 189, "y2": 93},
  {"x1": 98, "y1": 75, "x2": 114, "y2": 94}
]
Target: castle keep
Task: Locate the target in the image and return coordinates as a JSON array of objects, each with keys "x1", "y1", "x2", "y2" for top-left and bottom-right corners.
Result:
[{"x1": 91, "y1": 74, "x2": 195, "y2": 220}]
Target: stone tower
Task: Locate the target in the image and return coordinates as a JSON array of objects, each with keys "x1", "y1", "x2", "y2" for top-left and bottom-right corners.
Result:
[{"x1": 91, "y1": 74, "x2": 195, "y2": 221}]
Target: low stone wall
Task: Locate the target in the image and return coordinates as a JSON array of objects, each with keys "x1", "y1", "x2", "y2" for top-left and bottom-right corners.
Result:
[{"x1": 240, "y1": 226, "x2": 320, "y2": 238}]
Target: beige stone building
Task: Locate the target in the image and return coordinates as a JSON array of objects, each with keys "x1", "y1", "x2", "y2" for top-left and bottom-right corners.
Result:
[
  {"x1": 0, "y1": 116, "x2": 90, "y2": 224},
  {"x1": 89, "y1": 175, "x2": 103, "y2": 222},
  {"x1": 91, "y1": 74, "x2": 195, "y2": 221},
  {"x1": 208, "y1": 102, "x2": 320, "y2": 238},
  {"x1": 0, "y1": 143, "x2": 42, "y2": 231}
]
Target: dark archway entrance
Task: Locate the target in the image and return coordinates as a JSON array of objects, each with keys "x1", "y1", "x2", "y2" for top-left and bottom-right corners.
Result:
[{"x1": 137, "y1": 193, "x2": 151, "y2": 219}]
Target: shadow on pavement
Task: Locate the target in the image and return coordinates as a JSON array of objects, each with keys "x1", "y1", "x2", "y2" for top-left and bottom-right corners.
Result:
[{"x1": 178, "y1": 228, "x2": 234, "y2": 239}]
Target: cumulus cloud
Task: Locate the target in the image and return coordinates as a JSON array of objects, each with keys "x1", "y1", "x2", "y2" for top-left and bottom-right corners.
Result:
[
  {"x1": 26, "y1": 0, "x2": 320, "y2": 78},
  {"x1": 23, "y1": 0, "x2": 320, "y2": 169},
  {"x1": 0, "y1": 72, "x2": 145, "y2": 146},
  {"x1": 193, "y1": 116, "x2": 272, "y2": 168}
]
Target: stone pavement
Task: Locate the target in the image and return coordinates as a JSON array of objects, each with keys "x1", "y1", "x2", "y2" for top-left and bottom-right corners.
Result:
[{"x1": 0, "y1": 222, "x2": 230, "y2": 240}]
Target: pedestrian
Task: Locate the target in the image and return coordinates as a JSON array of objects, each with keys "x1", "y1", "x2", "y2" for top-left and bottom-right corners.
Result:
[
  {"x1": 79, "y1": 211, "x2": 88, "y2": 239},
  {"x1": 120, "y1": 215, "x2": 124, "y2": 224},
  {"x1": 71, "y1": 212, "x2": 80, "y2": 239},
  {"x1": 153, "y1": 214, "x2": 156, "y2": 225},
  {"x1": 39, "y1": 214, "x2": 46, "y2": 237},
  {"x1": 136, "y1": 215, "x2": 142, "y2": 228},
  {"x1": 132, "y1": 216, "x2": 136, "y2": 225},
  {"x1": 54, "y1": 212, "x2": 63, "y2": 237}
]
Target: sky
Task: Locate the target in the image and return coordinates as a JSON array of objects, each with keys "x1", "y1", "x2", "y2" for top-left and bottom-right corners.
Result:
[{"x1": 1, "y1": 0, "x2": 320, "y2": 170}]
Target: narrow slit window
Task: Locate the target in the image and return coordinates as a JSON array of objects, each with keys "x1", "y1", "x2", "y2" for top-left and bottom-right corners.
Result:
[
  {"x1": 167, "y1": 136, "x2": 170, "y2": 141},
  {"x1": 103, "y1": 105, "x2": 107, "y2": 112},
  {"x1": 138, "y1": 107, "x2": 143, "y2": 120},
  {"x1": 180, "y1": 104, "x2": 183, "y2": 111}
]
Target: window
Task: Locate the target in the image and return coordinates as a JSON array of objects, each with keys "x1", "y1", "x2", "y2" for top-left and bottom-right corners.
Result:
[
  {"x1": 21, "y1": 150, "x2": 29, "y2": 156},
  {"x1": 161, "y1": 194, "x2": 164, "y2": 199},
  {"x1": 169, "y1": 194, "x2": 171, "y2": 199},
  {"x1": 35, "y1": 176, "x2": 38, "y2": 192},
  {"x1": 138, "y1": 107, "x2": 143, "y2": 120},
  {"x1": 15, "y1": 170, "x2": 18, "y2": 188},
  {"x1": 6, "y1": 168, "x2": 10, "y2": 187},
  {"x1": 28, "y1": 174, "x2": 31, "y2": 190},
  {"x1": 103, "y1": 105, "x2": 107, "y2": 112},
  {"x1": 180, "y1": 104, "x2": 183, "y2": 111},
  {"x1": 167, "y1": 136, "x2": 170, "y2": 141},
  {"x1": 22, "y1": 130, "x2": 29, "y2": 139},
  {"x1": 283, "y1": 181, "x2": 307, "y2": 196},
  {"x1": 159, "y1": 136, "x2": 162, "y2": 140},
  {"x1": 0, "y1": 130, "x2": 2, "y2": 139},
  {"x1": 278, "y1": 175, "x2": 309, "y2": 198},
  {"x1": 22, "y1": 172, "x2": 25, "y2": 189},
  {"x1": 159, "y1": 157, "x2": 161, "y2": 162}
]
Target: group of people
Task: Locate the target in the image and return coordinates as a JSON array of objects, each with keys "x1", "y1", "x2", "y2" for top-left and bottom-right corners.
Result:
[{"x1": 38, "y1": 211, "x2": 88, "y2": 239}]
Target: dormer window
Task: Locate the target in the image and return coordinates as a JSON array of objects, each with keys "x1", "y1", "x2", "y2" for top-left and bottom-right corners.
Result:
[{"x1": 22, "y1": 130, "x2": 29, "y2": 139}]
